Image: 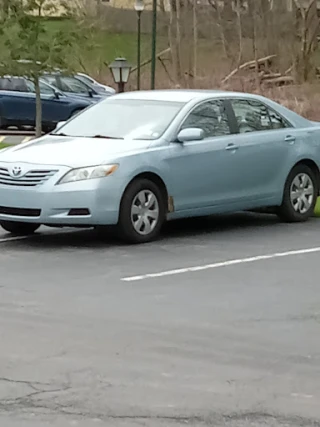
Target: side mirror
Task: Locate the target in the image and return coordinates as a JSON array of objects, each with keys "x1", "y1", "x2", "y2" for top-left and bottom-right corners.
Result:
[
  {"x1": 55, "y1": 121, "x2": 66, "y2": 130},
  {"x1": 54, "y1": 90, "x2": 60, "y2": 99},
  {"x1": 177, "y1": 128, "x2": 204, "y2": 143},
  {"x1": 88, "y1": 89, "x2": 94, "y2": 98}
]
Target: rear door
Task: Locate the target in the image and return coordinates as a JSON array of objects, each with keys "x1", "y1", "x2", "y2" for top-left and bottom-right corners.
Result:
[
  {"x1": 25, "y1": 80, "x2": 73, "y2": 123},
  {"x1": 0, "y1": 78, "x2": 35, "y2": 124},
  {"x1": 227, "y1": 98, "x2": 295, "y2": 202}
]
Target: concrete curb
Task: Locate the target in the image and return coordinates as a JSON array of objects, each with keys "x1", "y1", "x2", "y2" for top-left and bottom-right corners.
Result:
[{"x1": 0, "y1": 135, "x2": 34, "y2": 145}]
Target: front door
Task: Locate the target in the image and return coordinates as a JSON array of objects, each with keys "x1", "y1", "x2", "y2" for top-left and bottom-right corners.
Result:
[{"x1": 166, "y1": 99, "x2": 243, "y2": 212}]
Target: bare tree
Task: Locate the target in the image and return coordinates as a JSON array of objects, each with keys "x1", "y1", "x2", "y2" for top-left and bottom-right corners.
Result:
[
  {"x1": 208, "y1": 0, "x2": 231, "y2": 59},
  {"x1": 293, "y1": 0, "x2": 320, "y2": 81},
  {"x1": 192, "y1": 0, "x2": 198, "y2": 78},
  {"x1": 168, "y1": 0, "x2": 183, "y2": 84},
  {"x1": 233, "y1": 0, "x2": 246, "y2": 67},
  {"x1": 248, "y1": 0, "x2": 261, "y2": 90}
]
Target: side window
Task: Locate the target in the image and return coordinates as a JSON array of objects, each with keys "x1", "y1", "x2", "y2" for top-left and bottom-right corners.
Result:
[
  {"x1": 39, "y1": 81, "x2": 55, "y2": 95},
  {"x1": 231, "y1": 99, "x2": 290, "y2": 133},
  {"x1": 181, "y1": 100, "x2": 231, "y2": 138},
  {"x1": 13, "y1": 79, "x2": 29, "y2": 92},
  {"x1": 0, "y1": 78, "x2": 28, "y2": 92},
  {"x1": 60, "y1": 77, "x2": 89, "y2": 94},
  {"x1": 231, "y1": 99, "x2": 272, "y2": 133},
  {"x1": 25, "y1": 80, "x2": 55, "y2": 95},
  {"x1": 24, "y1": 80, "x2": 35, "y2": 92},
  {"x1": 0, "y1": 78, "x2": 14, "y2": 91},
  {"x1": 268, "y1": 108, "x2": 290, "y2": 129}
]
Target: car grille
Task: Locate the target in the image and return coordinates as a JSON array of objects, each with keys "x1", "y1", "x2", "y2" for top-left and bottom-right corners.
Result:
[
  {"x1": 0, "y1": 206, "x2": 41, "y2": 217},
  {"x1": 0, "y1": 168, "x2": 57, "y2": 187}
]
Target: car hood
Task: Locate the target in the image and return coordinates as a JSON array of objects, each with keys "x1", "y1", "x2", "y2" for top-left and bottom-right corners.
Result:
[{"x1": 0, "y1": 136, "x2": 151, "y2": 168}]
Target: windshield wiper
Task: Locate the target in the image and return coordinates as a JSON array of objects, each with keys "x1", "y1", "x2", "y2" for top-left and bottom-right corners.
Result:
[
  {"x1": 91, "y1": 135, "x2": 124, "y2": 140},
  {"x1": 50, "y1": 132, "x2": 70, "y2": 136}
]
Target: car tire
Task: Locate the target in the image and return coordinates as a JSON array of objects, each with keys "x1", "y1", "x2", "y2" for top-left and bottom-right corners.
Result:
[
  {"x1": 277, "y1": 164, "x2": 318, "y2": 223},
  {"x1": 117, "y1": 179, "x2": 166, "y2": 244},
  {"x1": 0, "y1": 221, "x2": 40, "y2": 235},
  {"x1": 0, "y1": 114, "x2": 4, "y2": 129}
]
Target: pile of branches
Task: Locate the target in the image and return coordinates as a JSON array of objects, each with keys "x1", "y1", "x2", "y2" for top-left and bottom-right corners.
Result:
[{"x1": 222, "y1": 55, "x2": 294, "y2": 87}]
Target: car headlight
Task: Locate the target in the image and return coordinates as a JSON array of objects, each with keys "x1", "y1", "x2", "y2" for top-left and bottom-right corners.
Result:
[{"x1": 57, "y1": 164, "x2": 118, "y2": 185}]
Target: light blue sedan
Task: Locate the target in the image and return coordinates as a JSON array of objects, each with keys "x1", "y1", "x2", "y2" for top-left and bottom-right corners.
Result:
[{"x1": 0, "y1": 89, "x2": 319, "y2": 243}]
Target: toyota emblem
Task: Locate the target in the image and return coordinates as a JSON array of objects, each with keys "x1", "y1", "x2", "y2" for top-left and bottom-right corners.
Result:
[{"x1": 11, "y1": 166, "x2": 22, "y2": 177}]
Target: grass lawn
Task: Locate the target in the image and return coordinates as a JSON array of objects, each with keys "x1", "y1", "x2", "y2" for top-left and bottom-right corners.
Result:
[
  {"x1": 43, "y1": 19, "x2": 165, "y2": 77},
  {"x1": 314, "y1": 198, "x2": 320, "y2": 217},
  {"x1": 0, "y1": 143, "x2": 11, "y2": 150}
]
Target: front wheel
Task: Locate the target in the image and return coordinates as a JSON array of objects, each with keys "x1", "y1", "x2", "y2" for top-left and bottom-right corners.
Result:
[
  {"x1": 0, "y1": 221, "x2": 40, "y2": 235},
  {"x1": 277, "y1": 164, "x2": 318, "y2": 222},
  {"x1": 117, "y1": 179, "x2": 166, "y2": 244}
]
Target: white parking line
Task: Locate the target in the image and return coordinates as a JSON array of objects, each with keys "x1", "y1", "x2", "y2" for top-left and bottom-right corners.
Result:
[
  {"x1": 121, "y1": 246, "x2": 320, "y2": 282},
  {"x1": 22, "y1": 137, "x2": 32, "y2": 143}
]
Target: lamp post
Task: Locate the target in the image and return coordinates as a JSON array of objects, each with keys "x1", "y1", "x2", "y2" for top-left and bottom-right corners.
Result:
[
  {"x1": 134, "y1": 0, "x2": 144, "y2": 90},
  {"x1": 109, "y1": 57, "x2": 132, "y2": 93}
]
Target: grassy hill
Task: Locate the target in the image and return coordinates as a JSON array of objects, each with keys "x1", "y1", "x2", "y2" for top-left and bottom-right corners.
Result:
[{"x1": 44, "y1": 19, "x2": 164, "y2": 85}]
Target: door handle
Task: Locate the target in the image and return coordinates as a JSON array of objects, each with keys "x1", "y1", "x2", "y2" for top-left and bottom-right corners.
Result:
[
  {"x1": 225, "y1": 143, "x2": 239, "y2": 151},
  {"x1": 284, "y1": 135, "x2": 296, "y2": 143}
]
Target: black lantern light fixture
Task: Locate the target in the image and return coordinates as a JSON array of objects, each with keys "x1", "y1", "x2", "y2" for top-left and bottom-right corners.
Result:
[{"x1": 109, "y1": 57, "x2": 132, "y2": 93}]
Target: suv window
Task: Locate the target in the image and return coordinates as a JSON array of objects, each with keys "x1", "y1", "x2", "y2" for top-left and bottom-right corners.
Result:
[
  {"x1": 25, "y1": 80, "x2": 55, "y2": 95},
  {"x1": 181, "y1": 100, "x2": 231, "y2": 138},
  {"x1": 231, "y1": 99, "x2": 289, "y2": 133},
  {"x1": 0, "y1": 77, "x2": 28, "y2": 92},
  {"x1": 59, "y1": 77, "x2": 89, "y2": 94}
]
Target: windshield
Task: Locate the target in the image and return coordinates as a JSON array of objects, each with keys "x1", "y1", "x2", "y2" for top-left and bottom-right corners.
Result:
[
  {"x1": 43, "y1": 75, "x2": 90, "y2": 94},
  {"x1": 52, "y1": 98, "x2": 185, "y2": 140},
  {"x1": 77, "y1": 74, "x2": 94, "y2": 85}
]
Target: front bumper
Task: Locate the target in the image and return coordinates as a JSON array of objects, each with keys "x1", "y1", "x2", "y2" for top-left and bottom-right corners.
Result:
[{"x1": 0, "y1": 164, "x2": 123, "y2": 226}]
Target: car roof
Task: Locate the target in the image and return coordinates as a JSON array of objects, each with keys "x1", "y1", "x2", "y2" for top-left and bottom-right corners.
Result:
[
  {"x1": 111, "y1": 89, "x2": 312, "y2": 127},
  {"x1": 113, "y1": 89, "x2": 266, "y2": 103}
]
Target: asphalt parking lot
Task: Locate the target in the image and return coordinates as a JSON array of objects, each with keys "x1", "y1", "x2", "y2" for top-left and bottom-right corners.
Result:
[{"x1": 1, "y1": 213, "x2": 320, "y2": 427}]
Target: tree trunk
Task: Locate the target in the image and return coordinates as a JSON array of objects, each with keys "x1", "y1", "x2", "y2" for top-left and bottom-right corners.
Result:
[
  {"x1": 158, "y1": 0, "x2": 166, "y2": 12},
  {"x1": 293, "y1": 0, "x2": 319, "y2": 82},
  {"x1": 175, "y1": 0, "x2": 183, "y2": 84},
  {"x1": 34, "y1": 76, "x2": 42, "y2": 138},
  {"x1": 193, "y1": 0, "x2": 197, "y2": 78},
  {"x1": 249, "y1": 0, "x2": 261, "y2": 91},
  {"x1": 168, "y1": 0, "x2": 182, "y2": 84},
  {"x1": 216, "y1": 5, "x2": 229, "y2": 59},
  {"x1": 235, "y1": 0, "x2": 243, "y2": 67}
]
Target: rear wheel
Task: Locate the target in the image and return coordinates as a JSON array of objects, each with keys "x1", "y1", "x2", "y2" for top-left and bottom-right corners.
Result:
[
  {"x1": 0, "y1": 114, "x2": 5, "y2": 129},
  {"x1": 117, "y1": 179, "x2": 166, "y2": 244},
  {"x1": 0, "y1": 221, "x2": 40, "y2": 235},
  {"x1": 277, "y1": 164, "x2": 318, "y2": 222}
]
